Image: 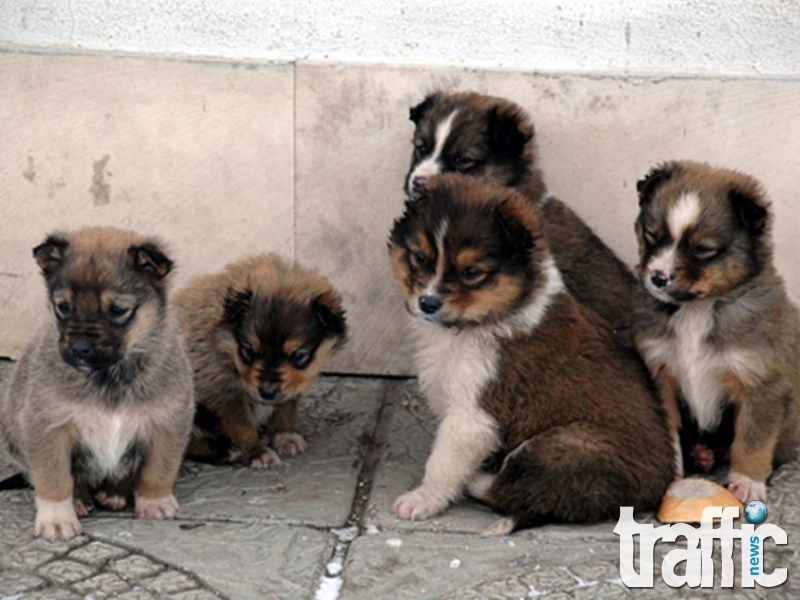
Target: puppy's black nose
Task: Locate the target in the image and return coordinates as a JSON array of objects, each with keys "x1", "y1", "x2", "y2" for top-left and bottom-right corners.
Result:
[
  {"x1": 418, "y1": 295, "x2": 443, "y2": 315},
  {"x1": 69, "y1": 340, "x2": 93, "y2": 358},
  {"x1": 650, "y1": 270, "x2": 670, "y2": 289},
  {"x1": 259, "y1": 386, "x2": 279, "y2": 401},
  {"x1": 412, "y1": 176, "x2": 428, "y2": 192}
]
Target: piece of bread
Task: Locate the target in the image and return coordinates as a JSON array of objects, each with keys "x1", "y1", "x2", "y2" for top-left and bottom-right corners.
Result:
[{"x1": 657, "y1": 478, "x2": 743, "y2": 524}]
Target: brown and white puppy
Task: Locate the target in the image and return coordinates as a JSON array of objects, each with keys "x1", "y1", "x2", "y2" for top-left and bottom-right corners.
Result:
[
  {"x1": 175, "y1": 254, "x2": 347, "y2": 469},
  {"x1": 0, "y1": 227, "x2": 194, "y2": 540},
  {"x1": 388, "y1": 174, "x2": 673, "y2": 533},
  {"x1": 405, "y1": 91, "x2": 638, "y2": 340},
  {"x1": 633, "y1": 160, "x2": 800, "y2": 503}
]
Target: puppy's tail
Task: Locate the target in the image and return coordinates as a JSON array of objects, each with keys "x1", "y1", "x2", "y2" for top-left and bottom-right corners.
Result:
[{"x1": 479, "y1": 422, "x2": 670, "y2": 531}]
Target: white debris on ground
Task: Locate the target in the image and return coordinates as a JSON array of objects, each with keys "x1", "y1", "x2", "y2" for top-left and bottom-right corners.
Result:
[
  {"x1": 314, "y1": 574, "x2": 343, "y2": 600},
  {"x1": 332, "y1": 525, "x2": 359, "y2": 542},
  {"x1": 314, "y1": 525, "x2": 359, "y2": 600},
  {"x1": 449, "y1": 558, "x2": 462, "y2": 569},
  {"x1": 385, "y1": 538, "x2": 403, "y2": 548},
  {"x1": 326, "y1": 560, "x2": 343, "y2": 576},
  {"x1": 364, "y1": 524, "x2": 380, "y2": 535},
  {"x1": 527, "y1": 584, "x2": 548, "y2": 597}
]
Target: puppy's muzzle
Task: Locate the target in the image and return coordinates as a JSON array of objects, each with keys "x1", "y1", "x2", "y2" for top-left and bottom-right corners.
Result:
[
  {"x1": 255, "y1": 385, "x2": 287, "y2": 406},
  {"x1": 649, "y1": 270, "x2": 671, "y2": 289},
  {"x1": 418, "y1": 295, "x2": 443, "y2": 315},
  {"x1": 63, "y1": 339, "x2": 116, "y2": 371}
]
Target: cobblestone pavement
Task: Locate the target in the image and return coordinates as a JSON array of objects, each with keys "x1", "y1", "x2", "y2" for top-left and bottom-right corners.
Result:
[{"x1": 1, "y1": 359, "x2": 799, "y2": 599}]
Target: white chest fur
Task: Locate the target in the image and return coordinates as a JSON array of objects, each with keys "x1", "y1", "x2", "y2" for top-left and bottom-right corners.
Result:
[
  {"x1": 640, "y1": 301, "x2": 733, "y2": 432},
  {"x1": 73, "y1": 409, "x2": 145, "y2": 474},
  {"x1": 412, "y1": 322, "x2": 500, "y2": 418}
]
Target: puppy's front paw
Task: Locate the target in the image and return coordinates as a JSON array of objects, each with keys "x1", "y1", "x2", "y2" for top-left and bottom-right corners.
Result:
[
  {"x1": 273, "y1": 432, "x2": 307, "y2": 456},
  {"x1": 95, "y1": 491, "x2": 127, "y2": 511},
  {"x1": 392, "y1": 486, "x2": 449, "y2": 521},
  {"x1": 135, "y1": 494, "x2": 179, "y2": 519},
  {"x1": 250, "y1": 448, "x2": 282, "y2": 469},
  {"x1": 35, "y1": 498, "x2": 81, "y2": 541},
  {"x1": 728, "y1": 472, "x2": 767, "y2": 504}
]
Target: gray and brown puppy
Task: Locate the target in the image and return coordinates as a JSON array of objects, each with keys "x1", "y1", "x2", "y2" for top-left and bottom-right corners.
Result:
[
  {"x1": 0, "y1": 227, "x2": 194, "y2": 540},
  {"x1": 633, "y1": 161, "x2": 800, "y2": 503},
  {"x1": 175, "y1": 254, "x2": 347, "y2": 469},
  {"x1": 405, "y1": 91, "x2": 639, "y2": 341},
  {"x1": 389, "y1": 174, "x2": 673, "y2": 533}
]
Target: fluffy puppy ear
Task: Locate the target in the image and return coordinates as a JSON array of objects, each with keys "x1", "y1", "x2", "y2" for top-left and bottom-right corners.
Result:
[
  {"x1": 409, "y1": 94, "x2": 437, "y2": 124},
  {"x1": 637, "y1": 162, "x2": 677, "y2": 206},
  {"x1": 33, "y1": 235, "x2": 69, "y2": 275},
  {"x1": 496, "y1": 193, "x2": 539, "y2": 253},
  {"x1": 487, "y1": 104, "x2": 534, "y2": 158},
  {"x1": 312, "y1": 290, "x2": 347, "y2": 339},
  {"x1": 129, "y1": 241, "x2": 173, "y2": 279},
  {"x1": 221, "y1": 288, "x2": 253, "y2": 330},
  {"x1": 730, "y1": 185, "x2": 770, "y2": 235}
]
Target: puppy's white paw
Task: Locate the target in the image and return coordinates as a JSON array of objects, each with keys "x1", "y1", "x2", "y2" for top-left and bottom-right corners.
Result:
[
  {"x1": 392, "y1": 486, "x2": 449, "y2": 521},
  {"x1": 135, "y1": 494, "x2": 179, "y2": 519},
  {"x1": 481, "y1": 517, "x2": 516, "y2": 537},
  {"x1": 250, "y1": 448, "x2": 282, "y2": 469},
  {"x1": 35, "y1": 497, "x2": 81, "y2": 541},
  {"x1": 273, "y1": 432, "x2": 307, "y2": 456},
  {"x1": 95, "y1": 491, "x2": 127, "y2": 511},
  {"x1": 728, "y1": 472, "x2": 767, "y2": 504},
  {"x1": 73, "y1": 498, "x2": 93, "y2": 518}
]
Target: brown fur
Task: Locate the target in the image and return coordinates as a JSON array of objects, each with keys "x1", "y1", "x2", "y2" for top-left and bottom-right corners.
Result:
[
  {"x1": 406, "y1": 90, "x2": 639, "y2": 340},
  {"x1": 479, "y1": 289, "x2": 674, "y2": 527},
  {"x1": 633, "y1": 161, "x2": 800, "y2": 500},
  {"x1": 0, "y1": 227, "x2": 194, "y2": 540},
  {"x1": 174, "y1": 253, "x2": 346, "y2": 468},
  {"x1": 389, "y1": 175, "x2": 673, "y2": 530}
]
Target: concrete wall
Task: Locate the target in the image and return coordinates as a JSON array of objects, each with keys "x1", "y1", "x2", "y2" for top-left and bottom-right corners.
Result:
[
  {"x1": 1, "y1": 4, "x2": 799, "y2": 374},
  {"x1": 2, "y1": 0, "x2": 800, "y2": 77}
]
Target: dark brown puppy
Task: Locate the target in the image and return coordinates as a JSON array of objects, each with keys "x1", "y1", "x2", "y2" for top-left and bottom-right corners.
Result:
[
  {"x1": 405, "y1": 91, "x2": 638, "y2": 340},
  {"x1": 175, "y1": 254, "x2": 347, "y2": 469},
  {"x1": 388, "y1": 174, "x2": 673, "y2": 533},
  {"x1": 633, "y1": 160, "x2": 800, "y2": 503},
  {"x1": 0, "y1": 227, "x2": 194, "y2": 540}
]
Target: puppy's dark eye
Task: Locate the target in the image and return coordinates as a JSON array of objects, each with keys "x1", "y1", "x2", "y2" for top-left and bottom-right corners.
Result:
[
  {"x1": 289, "y1": 349, "x2": 312, "y2": 370},
  {"x1": 692, "y1": 245, "x2": 721, "y2": 261},
  {"x1": 415, "y1": 142, "x2": 430, "y2": 156},
  {"x1": 238, "y1": 344, "x2": 255, "y2": 365},
  {"x1": 54, "y1": 300, "x2": 70, "y2": 319},
  {"x1": 460, "y1": 266, "x2": 483, "y2": 282},
  {"x1": 412, "y1": 251, "x2": 427, "y2": 268},
  {"x1": 452, "y1": 154, "x2": 476, "y2": 171},
  {"x1": 108, "y1": 303, "x2": 131, "y2": 320},
  {"x1": 643, "y1": 228, "x2": 658, "y2": 245}
]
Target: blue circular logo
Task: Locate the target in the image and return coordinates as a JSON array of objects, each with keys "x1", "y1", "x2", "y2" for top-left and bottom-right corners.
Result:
[{"x1": 744, "y1": 500, "x2": 767, "y2": 524}]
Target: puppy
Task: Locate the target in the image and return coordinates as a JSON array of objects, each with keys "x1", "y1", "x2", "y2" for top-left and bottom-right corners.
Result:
[
  {"x1": 405, "y1": 91, "x2": 638, "y2": 340},
  {"x1": 633, "y1": 160, "x2": 800, "y2": 503},
  {"x1": 388, "y1": 174, "x2": 673, "y2": 533},
  {"x1": 174, "y1": 254, "x2": 346, "y2": 469},
  {"x1": 0, "y1": 227, "x2": 194, "y2": 540}
]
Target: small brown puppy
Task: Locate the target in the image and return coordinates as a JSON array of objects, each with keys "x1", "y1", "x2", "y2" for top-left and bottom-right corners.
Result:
[
  {"x1": 388, "y1": 174, "x2": 673, "y2": 533},
  {"x1": 0, "y1": 227, "x2": 194, "y2": 541},
  {"x1": 633, "y1": 160, "x2": 800, "y2": 503},
  {"x1": 175, "y1": 254, "x2": 346, "y2": 469},
  {"x1": 405, "y1": 91, "x2": 639, "y2": 340}
]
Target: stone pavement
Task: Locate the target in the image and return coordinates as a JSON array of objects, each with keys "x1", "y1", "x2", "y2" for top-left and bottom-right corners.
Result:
[{"x1": 1, "y1": 359, "x2": 800, "y2": 599}]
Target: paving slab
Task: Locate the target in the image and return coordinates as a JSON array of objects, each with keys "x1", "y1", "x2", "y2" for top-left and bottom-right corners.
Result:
[
  {"x1": 365, "y1": 380, "x2": 511, "y2": 535},
  {"x1": 174, "y1": 376, "x2": 385, "y2": 527},
  {"x1": 4, "y1": 365, "x2": 800, "y2": 598}
]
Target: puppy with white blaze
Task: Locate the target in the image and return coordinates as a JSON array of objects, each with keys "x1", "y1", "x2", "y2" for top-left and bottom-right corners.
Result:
[
  {"x1": 388, "y1": 173, "x2": 673, "y2": 534},
  {"x1": 633, "y1": 160, "x2": 800, "y2": 504},
  {"x1": 405, "y1": 91, "x2": 639, "y2": 343}
]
